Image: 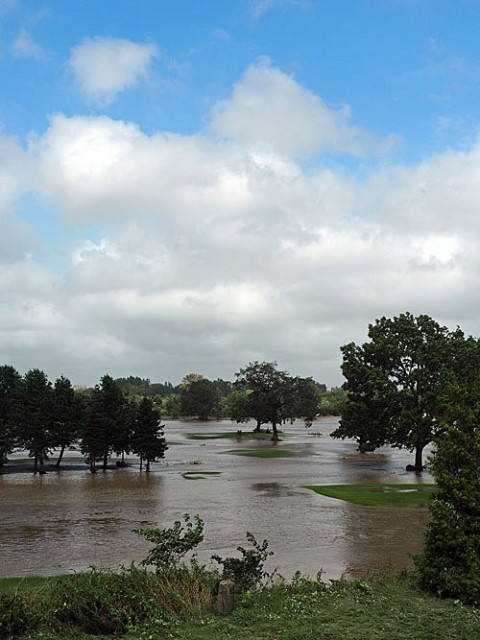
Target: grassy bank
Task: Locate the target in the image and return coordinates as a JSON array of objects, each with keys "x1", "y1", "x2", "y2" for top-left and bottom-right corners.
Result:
[
  {"x1": 1, "y1": 567, "x2": 479, "y2": 640},
  {"x1": 305, "y1": 483, "x2": 436, "y2": 506}
]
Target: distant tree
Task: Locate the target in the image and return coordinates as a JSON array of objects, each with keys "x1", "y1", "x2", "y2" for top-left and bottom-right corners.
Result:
[
  {"x1": 415, "y1": 372, "x2": 480, "y2": 604},
  {"x1": 17, "y1": 369, "x2": 54, "y2": 473},
  {"x1": 81, "y1": 375, "x2": 130, "y2": 472},
  {"x1": 234, "y1": 362, "x2": 318, "y2": 440},
  {"x1": 180, "y1": 378, "x2": 221, "y2": 420},
  {"x1": 51, "y1": 375, "x2": 83, "y2": 468},
  {"x1": 319, "y1": 386, "x2": 347, "y2": 416},
  {"x1": 131, "y1": 397, "x2": 168, "y2": 471},
  {"x1": 0, "y1": 365, "x2": 21, "y2": 466},
  {"x1": 162, "y1": 393, "x2": 182, "y2": 419},
  {"x1": 332, "y1": 313, "x2": 479, "y2": 470},
  {"x1": 225, "y1": 389, "x2": 253, "y2": 425}
]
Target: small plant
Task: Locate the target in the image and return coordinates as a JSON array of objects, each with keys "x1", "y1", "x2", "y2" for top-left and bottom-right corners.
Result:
[
  {"x1": 134, "y1": 513, "x2": 204, "y2": 570},
  {"x1": 212, "y1": 532, "x2": 273, "y2": 593},
  {"x1": 0, "y1": 592, "x2": 38, "y2": 639}
]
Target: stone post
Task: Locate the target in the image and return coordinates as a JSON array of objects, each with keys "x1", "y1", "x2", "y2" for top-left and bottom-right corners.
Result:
[{"x1": 217, "y1": 580, "x2": 235, "y2": 614}]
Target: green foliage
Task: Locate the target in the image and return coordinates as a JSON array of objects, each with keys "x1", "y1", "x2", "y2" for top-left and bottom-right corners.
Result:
[
  {"x1": 0, "y1": 592, "x2": 38, "y2": 639},
  {"x1": 212, "y1": 532, "x2": 273, "y2": 593},
  {"x1": 333, "y1": 313, "x2": 479, "y2": 470},
  {"x1": 318, "y1": 386, "x2": 347, "y2": 416},
  {"x1": 180, "y1": 378, "x2": 222, "y2": 420},
  {"x1": 415, "y1": 375, "x2": 480, "y2": 604},
  {"x1": 234, "y1": 361, "x2": 321, "y2": 439},
  {"x1": 134, "y1": 514, "x2": 205, "y2": 570},
  {"x1": 131, "y1": 396, "x2": 168, "y2": 471}
]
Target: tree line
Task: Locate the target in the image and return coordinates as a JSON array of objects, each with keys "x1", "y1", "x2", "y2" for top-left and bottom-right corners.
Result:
[
  {"x1": 0, "y1": 368, "x2": 167, "y2": 473},
  {"x1": 0, "y1": 361, "x2": 342, "y2": 472}
]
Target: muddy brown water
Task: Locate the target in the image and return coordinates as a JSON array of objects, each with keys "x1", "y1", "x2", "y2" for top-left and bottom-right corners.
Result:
[{"x1": 0, "y1": 418, "x2": 432, "y2": 580}]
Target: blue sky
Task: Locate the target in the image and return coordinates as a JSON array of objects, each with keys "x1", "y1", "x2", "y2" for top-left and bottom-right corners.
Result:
[{"x1": 1, "y1": 0, "x2": 480, "y2": 386}]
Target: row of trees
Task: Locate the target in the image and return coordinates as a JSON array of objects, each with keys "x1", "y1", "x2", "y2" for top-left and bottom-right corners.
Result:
[
  {"x1": 111, "y1": 373, "x2": 344, "y2": 422},
  {"x1": 0, "y1": 368, "x2": 167, "y2": 473}
]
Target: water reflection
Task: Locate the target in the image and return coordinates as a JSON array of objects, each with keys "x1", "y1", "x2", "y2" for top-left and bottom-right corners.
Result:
[{"x1": 0, "y1": 418, "x2": 432, "y2": 580}]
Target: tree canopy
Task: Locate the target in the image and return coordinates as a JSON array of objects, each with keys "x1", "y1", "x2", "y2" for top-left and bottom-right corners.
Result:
[
  {"x1": 332, "y1": 312, "x2": 480, "y2": 470},
  {"x1": 233, "y1": 361, "x2": 321, "y2": 440}
]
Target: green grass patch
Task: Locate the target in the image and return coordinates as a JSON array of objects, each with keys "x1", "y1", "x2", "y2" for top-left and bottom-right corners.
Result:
[
  {"x1": 0, "y1": 576, "x2": 53, "y2": 596},
  {"x1": 227, "y1": 448, "x2": 297, "y2": 458},
  {"x1": 304, "y1": 483, "x2": 436, "y2": 506},
  {"x1": 182, "y1": 471, "x2": 222, "y2": 480}
]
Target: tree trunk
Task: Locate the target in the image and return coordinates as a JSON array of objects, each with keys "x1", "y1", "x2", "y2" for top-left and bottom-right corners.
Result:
[
  {"x1": 33, "y1": 453, "x2": 39, "y2": 473},
  {"x1": 415, "y1": 445, "x2": 424, "y2": 471},
  {"x1": 146, "y1": 459, "x2": 151, "y2": 472},
  {"x1": 271, "y1": 421, "x2": 279, "y2": 441},
  {"x1": 254, "y1": 420, "x2": 262, "y2": 433},
  {"x1": 139, "y1": 455, "x2": 143, "y2": 472},
  {"x1": 102, "y1": 451, "x2": 108, "y2": 470},
  {"x1": 55, "y1": 443, "x2": 66, "y2": 468}
]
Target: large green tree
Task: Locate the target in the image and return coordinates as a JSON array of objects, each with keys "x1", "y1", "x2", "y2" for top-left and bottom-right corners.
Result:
[
  {"x1": 180, "y1": 377, "x2": 221, "y2": 420},
  {"x1": 0, "y1": 365, "x2": 21, "y2": 466},
  {"x1": 415, "y1": 372, "x2": 480, "y2": 604},
  {"x1": 332, "y1": 312, "x2": 478, "y2": 470},
  {"x1": 131, "y1": 397, "x2": 168, "y2": 471},
  {"x1": 17, "y1": 369, "x2": 54, "y2": 473},
  {"x1": 52, "y1": 375, "x2": 83, "y2": 468},
  {"x1": 234, "y1": 362, "x2": 321, "y2": 440},
  {"x1": 81, "y1": 375, "x2": 130, "y2": 472}
]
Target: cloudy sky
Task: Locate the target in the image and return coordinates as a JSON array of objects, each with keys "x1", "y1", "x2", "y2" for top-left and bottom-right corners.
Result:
[{"x1": 1, "y1": 0, "x2": 480, "y2": 387}]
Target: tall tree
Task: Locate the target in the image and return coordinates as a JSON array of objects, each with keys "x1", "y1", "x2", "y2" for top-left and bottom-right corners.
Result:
[
  {"x1": 52, "y1": 375, "x2": 83, "y2": 468},
  {"x1": 0, "y1": 365, "x2": 21, "y2": 466},
  {"x1": 131, "y1": 397, "x2": 168, "y2": 471},
  {"x1": 234, "y1": 362, "x2": 319, "y2": 440},
  {"x1": 81, "y1": 375, "x2": 130, "y2": 472},
  {"x1": 180, "y1": 378, "x2": 221, "y2": 420},
  {"x1": 332, "y1": 313, "x2": 478, "y2": 470},
  {"x1": 415, "y1": 371, "x2": 480, "y2": 604},
  {"x1": 18, "y1": 369, "x2": 54, "y2": 473}
]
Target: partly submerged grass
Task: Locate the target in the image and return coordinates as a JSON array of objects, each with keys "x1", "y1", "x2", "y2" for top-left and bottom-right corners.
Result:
[
  {"x1": 0, "y1": 576, "x2": 53, "y2": 596},
  {"x1": 227, "y1": 448, "x2": 297, "y2": 458},
  {"x1": 304, "y1": 483, "x2": 436, "y2": 506},
  {"x1": 182, "y1": 471, "x2": 222, "y2": 480}
]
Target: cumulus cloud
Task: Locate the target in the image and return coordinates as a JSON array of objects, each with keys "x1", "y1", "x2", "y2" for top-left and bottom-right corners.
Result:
[
  {"x1": 210, "y1": 59, "x2": 400, "y2": 157},
  {"x1": 69, "y1": 37, "x2": 158, "y2": 105},
  {"x1": 3, "y1": 61, "x2": 480, "y2": 385}
]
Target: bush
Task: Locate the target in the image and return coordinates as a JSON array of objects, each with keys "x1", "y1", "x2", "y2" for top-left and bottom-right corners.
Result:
[
  {"x1": 212, "y1": 532, "x2": 273, "y2": 593},
  {"x1": 0, "y1": 592, "x2": 38, "y2": 639}
]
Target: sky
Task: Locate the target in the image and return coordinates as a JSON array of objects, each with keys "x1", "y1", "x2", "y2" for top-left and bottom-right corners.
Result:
[{"x1": 1, "y1": 0, "x2": 480, "y2": 387}]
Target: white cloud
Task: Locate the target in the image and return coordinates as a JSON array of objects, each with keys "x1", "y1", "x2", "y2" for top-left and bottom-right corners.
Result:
[
  {"x1": 69, "y1": 37, "x2": 158, "y2": 106},
  {"x1": 251, "y1": 0, "x2": 300, "y2": 20},
  {"x1": 12, "y1": 27, "x2": 47, "y2": 60},
  {"x1": 4, "y1": 61, "x2": 480, "y2": 385},
  {"x1": 210, "y1": 59, "x2": 400, "y2": 158}
]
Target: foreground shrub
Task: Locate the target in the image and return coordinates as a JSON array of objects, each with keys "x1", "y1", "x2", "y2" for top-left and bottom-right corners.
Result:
[
  {"x1": 0, "y1": 592, "x2": 38, "y2": 639},
  {"x1": 212, "y1": 532, "x2": 273, "y2": 593},
  {"x1": 43, "y1": 565, "x2": 216, "y2": 636}
]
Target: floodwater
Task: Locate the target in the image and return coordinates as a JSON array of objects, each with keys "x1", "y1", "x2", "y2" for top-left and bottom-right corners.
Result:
[{"x1": 0, "y1": 418, "x2": 432, "y2": 581}]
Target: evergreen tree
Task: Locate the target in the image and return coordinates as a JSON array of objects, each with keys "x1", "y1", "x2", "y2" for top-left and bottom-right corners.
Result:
[
  {"x1": 18, "y1": 369, "x2": 54, "y2": 473},
  {"x1": 0, "y1": 365, "x2": 21, "y2": 466},
  {"x1": 415, "y1": 372, "x2": 480, "y2": 604},
  {"x1": 52, "y1": 375, "x2": 83, "y2": 468},
  {"x1": 131, "y1": 397, "x2": 168, "y2": 471}
]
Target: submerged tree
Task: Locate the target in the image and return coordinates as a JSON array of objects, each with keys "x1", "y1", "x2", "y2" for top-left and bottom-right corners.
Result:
[
  {"x1": 234, "y1": 362, "x2": 320, "y2": 440},
  {"x1": 17, "y1": 369, "x2": 54, "y2": 473},
  {"x1": 52, "y1": 375, "x2": 83, "y2": 468},
  {"x1": 131, "y1": 397, "x2": 168, "y2": 472},
  {"x1": 332, "y1": 313, "x2": 477, "y2": 470}
]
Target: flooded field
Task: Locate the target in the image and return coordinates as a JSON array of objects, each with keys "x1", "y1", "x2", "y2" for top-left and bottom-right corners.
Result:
[{"x1": 0, "y1": 418, "x2": 432, "y2": 580}]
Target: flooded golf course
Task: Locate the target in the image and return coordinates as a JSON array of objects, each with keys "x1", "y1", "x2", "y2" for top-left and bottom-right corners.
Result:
[{"x1": 0, "y1": 417, "x2": 432, "y2": 580}]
